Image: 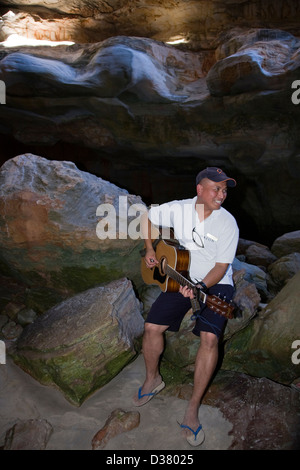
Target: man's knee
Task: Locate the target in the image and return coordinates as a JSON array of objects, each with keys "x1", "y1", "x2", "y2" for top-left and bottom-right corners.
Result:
[
  {"x1": 200, "y1": 331, "x2": 218, "y2": 349},
  {"x1": 144, "y1": 322, "x2": 168, "y2": 336}
]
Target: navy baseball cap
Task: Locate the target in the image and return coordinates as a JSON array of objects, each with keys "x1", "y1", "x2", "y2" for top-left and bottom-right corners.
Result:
[{"x1": 196, "y1": 167, "x2": 236, "y2": 187}]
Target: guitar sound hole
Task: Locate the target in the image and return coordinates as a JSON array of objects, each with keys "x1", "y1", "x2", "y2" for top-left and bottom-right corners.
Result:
[{"x1": 153, "y1": 266, "x2": 167, "y2": 284}]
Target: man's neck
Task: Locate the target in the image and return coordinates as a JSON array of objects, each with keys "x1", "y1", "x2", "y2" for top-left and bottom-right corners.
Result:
[{"x1": 195, "y1": 197, "x2": 213, "y2": 222}]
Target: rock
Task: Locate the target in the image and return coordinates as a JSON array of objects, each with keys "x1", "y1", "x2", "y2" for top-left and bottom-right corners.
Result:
[
  {"x1": 222, "y1": 271, "x2": 300, "y2": 384},
  {"x1": 91, "y1": 409, "x2": 140, "y2": 450},
  {"x1": 17, "y1": 308, "x2": 38, "y2": 326},
  {"x1": 236, "y1": 238, "x2": 268, "y2": 257},
  {"x1": 3, "y1": 418, "x2": 53, "y2": 450},
  {"x1": 224, "y1": 270, "x2": 261, "y2": 341},
  {"x1": 12, "y1": 278, "x2": 144, "y2": 406},
  {"x1": 207, "y1": 29, "x2": 300, "y2": 96},
  {"x1": 1, "y1": 301, "x2": 25, "y2": 321},
  {"x1": 245, "y1": 244, "x2": 277, "y2": 268},
  {"x1": 1, "y1": 1, "x2": 299, "y2": 50},
  {"x1": 271, "y1": 230, "x2": 300, "y2": 257},
  {"x1": 0, "y1": 154, "x2": 145, "y2": 310},
  {"x1": 267, "y1": 252, "x2": 300, "y2": 292},
  {"x1": 1, "y1": 320, "x2": 22, "y2": 340},
  {"x1": 203, "y1": 370, "x2": 300, "y2": 450},
  {"x1": 232, "y1": 257, "x2": 270, "y2": 301}
]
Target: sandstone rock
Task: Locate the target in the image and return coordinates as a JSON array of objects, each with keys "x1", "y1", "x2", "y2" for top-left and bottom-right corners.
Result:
[
  {"x1": 12, "y1": 278, "x2": 144, "y2": 406},
  {"x1": 0, "y1": 154, "x2": 145, "y2": 309},
  {"x1": 222, "y1": 271, "x2": 300, "y2": 384},
  {"x1": 3, "y1": 418, "x2": 53, "y2": 450},
  {"x1": 1, "y1": 1, "x2": 299, "y2": 50},
  {"x1": 236, "y1": 237, "x2": 268, "y2": 257},
  {"x1": 224, "y1": 270, "x2": 261, "y2": 341},
  {"x1": 91, "y1": 408, "x2": 140, "y2": 450},
  {"x1": 203, "y1": 370, "x2": 300, "y2": 450},
  {"x1": 232, "y1": 257, "x2": 270, "y2": 301},
  {"x1": 1, "y1": 320, "x2": 22, "y2": 340},
  {"x1": 267, "y1": 252, "x2": 300, "y2": 292},
  {"x1": 271, "y1": 230, "x2": 300, "y2": 257},
  {"x1": 207, "y1": 29, "x2": 300, "y2": 96},
  {"x1": 245, "y1": 243, "x2": 277, "y2": 268},
  {"x1": 17, "y1": 307, "x2": 38, "y2": 326}
]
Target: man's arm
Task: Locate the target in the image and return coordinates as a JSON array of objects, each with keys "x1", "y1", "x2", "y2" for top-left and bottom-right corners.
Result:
[
  {"x1": 141, "y1": 211, "x2": 159, "y2": 268},
  {"x1": 201, "y1": 262, "x2": 229, "y2": 289}
]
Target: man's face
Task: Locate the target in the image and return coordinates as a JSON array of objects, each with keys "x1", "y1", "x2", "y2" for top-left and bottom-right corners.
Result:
[{"x1": 197, "y1": 178, "x2": 228, "y2": 212}]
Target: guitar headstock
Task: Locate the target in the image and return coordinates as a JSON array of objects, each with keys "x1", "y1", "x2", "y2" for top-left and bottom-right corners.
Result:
[{"x1": 206, "y1": 294, "x2": 235, "y2": 319}]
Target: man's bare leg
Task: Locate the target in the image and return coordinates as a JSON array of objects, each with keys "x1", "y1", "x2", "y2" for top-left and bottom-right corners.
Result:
[
  {"x1": 181, "y1": 331, "x2": 219, "y2": 437},
  {"x1": 133, "y1": 322, "x2": 168, "y2": 406}
]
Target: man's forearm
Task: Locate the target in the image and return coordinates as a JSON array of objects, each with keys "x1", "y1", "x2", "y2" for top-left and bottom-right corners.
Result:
[{"x1": 202, "y1": 263, "x2": 229, "y2": 288}]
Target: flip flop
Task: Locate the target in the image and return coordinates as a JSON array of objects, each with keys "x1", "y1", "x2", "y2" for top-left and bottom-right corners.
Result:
[
  {"x1": 179, "y1": 423, "x2": 205, "y2": 447},
  {"x1": 134, "y1": 381, "x2": 165, "y2": 407}
]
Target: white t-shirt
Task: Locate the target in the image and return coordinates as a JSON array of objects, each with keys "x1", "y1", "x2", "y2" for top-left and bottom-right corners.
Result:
[{"x1": 148, "y1": 196, "x2": 239, "y2": 285}]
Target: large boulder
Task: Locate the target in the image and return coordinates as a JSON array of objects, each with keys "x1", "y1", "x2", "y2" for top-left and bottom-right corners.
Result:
[
  {"x1": 0, "y1": 154, "x2": 145, "y2": 310},
  {"x1": 203, "y1": 370, "x2": 300, "y2": 450},
  {"x1": 11, "y1": 278, "x2": 144, "y2": 406},
  {"x1": 222, "y1": 271, "x2": 300, "y2": 384},
  {"x1": 271, "y1": 230, "x2": 300, "y2": 257}
]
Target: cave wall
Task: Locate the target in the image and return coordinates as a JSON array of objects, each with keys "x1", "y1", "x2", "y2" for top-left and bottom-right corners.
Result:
[{"x1": 0, "y1": 1, "x2": 300, "y2": 245}]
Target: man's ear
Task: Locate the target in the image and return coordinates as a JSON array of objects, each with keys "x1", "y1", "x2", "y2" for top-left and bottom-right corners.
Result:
[{"x1": 196, "y1": 183, "x2": 203, "y2": 196}]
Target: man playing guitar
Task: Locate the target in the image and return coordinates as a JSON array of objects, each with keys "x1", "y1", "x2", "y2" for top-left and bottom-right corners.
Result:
[{"x1": 133, "y1": 167, "x2": 239, "y2": 447}]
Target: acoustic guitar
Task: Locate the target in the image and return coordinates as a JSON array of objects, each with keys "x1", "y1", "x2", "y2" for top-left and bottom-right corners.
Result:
[{"x1": 141, "y1": 239, "x2": 234, "y2": 319}]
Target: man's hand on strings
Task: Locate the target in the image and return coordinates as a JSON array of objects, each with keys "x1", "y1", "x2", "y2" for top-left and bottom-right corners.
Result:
[{"x1": 179, "y1": 285, "x2": 195, "y2": 299}]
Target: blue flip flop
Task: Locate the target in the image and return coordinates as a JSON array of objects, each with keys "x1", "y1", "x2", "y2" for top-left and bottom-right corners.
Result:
[
  {"x1": 179, "y1": 423, "x2": 205, "y2": 447},
  {"x1": 134, "y1": 381, "x2": 165, "y2": 406}
]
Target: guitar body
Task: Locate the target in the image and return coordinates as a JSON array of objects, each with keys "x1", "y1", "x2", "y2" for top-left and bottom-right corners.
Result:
[{"x1": 141, "y1": 239, "x2": 190, "y2": 292}]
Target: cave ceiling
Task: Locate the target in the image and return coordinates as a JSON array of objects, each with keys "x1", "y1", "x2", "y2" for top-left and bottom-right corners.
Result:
[{"x1": 0, "y1": 0, "x2": 300, "y2": 243}]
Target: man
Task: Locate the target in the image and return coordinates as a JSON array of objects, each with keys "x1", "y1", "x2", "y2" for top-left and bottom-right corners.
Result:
[{"x1": 133, "y1": 167, "x2": 239, "y2": 446}]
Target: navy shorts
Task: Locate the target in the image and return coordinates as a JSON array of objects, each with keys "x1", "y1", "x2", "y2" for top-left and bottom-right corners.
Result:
[{"x1": 146, "y1": 284, "x2": 234, "y2": 339}]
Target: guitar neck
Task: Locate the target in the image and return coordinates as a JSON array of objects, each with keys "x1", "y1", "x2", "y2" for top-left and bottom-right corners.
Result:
[{"x1": 164, "y1": 264, "x2": 195, "y2": 290}]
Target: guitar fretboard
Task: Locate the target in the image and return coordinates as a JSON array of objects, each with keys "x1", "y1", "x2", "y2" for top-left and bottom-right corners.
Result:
[
  {"x1": 164, "y1": 263, "x2": 202, "y2": 312},
  {"x1": 164, "y1": 264, "x2": 195, "y2": 291}
]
